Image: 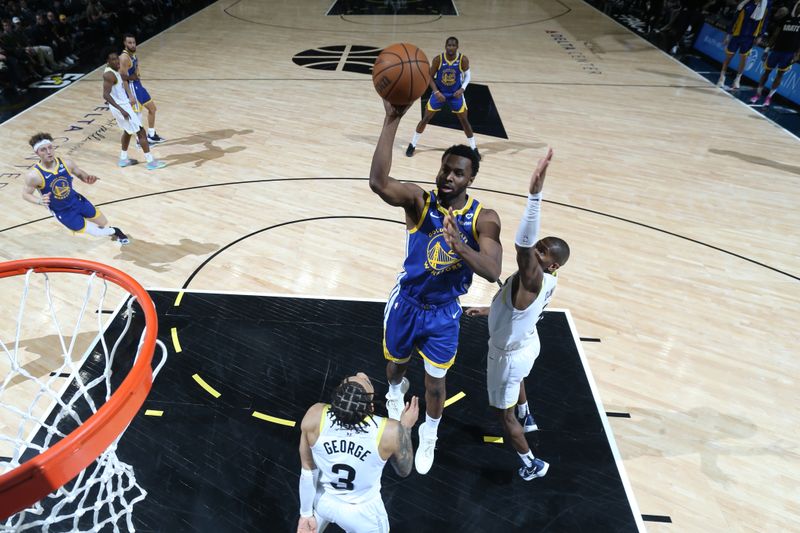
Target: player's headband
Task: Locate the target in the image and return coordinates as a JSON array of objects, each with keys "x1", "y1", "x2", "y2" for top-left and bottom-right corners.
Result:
[{"x1": 33, "y1": 139, "x2": 53, "y2": 152}]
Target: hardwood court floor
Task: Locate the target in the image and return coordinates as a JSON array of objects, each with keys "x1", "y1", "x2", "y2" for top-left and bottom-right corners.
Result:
[{"x1": 0, "y1": 0, "x2": 798, "y2": 531}]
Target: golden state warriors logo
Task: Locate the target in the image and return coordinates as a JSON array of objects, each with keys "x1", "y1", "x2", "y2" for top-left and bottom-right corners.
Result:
[
  {"x1": 424, "y1": 230, "x2": 464, "y2": 275},
  {"x1": 51, "y1": 177, "x2": 71, "y2": 200},
  {"x1": 441, "y1": 68, "x2": 457, "y2": 87}
]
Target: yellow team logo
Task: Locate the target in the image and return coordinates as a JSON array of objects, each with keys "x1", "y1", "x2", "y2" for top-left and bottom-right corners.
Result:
[
  {"x1": 441, "y1": 68, "x2": 457, "y2": 87},
  {"x1": 51, "y1": 177, "x2": 71, "y2": 200},
  {"x1": 425, "y1": 231, "x2": 464, "y2": 275}
]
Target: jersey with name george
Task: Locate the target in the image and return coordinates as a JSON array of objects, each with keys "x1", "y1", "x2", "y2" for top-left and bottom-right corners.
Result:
[
  {"x1": 396, "y1": 191, "x2": 482, "y2": 305},
  {"x1": 488, "y1": 271, "x2": 557, "y2": 351},
  {"x1": 434, "y1": 52, "x2": 465, "y2": 95},
  {"x1": 311, "y1": 406, "x2": 388, "y2": 504},
  {"x1": 34, "y1": 157, "x2": 79, "y2": 212}
]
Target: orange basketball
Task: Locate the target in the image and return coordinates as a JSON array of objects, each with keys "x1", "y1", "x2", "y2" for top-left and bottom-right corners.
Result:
[{"x1": 372, "y1": 43, "x2": 431, "y2": 105}]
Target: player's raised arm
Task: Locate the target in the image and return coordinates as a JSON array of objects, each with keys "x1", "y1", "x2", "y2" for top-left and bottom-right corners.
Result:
[
  {"x1": 515, "y1": 148, "x2": 554, "y2": 296},
  {"x1": 369, "y1": 99, "x2": 426, "y2": 214},
  {"x1": 382, "y1": 396, "x2": 419, "y2": 477},
  {"x1": 443, "y1": 206, "x2": 502, "y2": 283},
  {"x1": 297, "y1": 404, "x2": 321, "y2": 533}
]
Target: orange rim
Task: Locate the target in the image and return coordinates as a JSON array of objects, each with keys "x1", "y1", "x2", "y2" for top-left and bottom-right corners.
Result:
[{"x1": 0, "y1": 258, "x2": 157, "y2": 521}]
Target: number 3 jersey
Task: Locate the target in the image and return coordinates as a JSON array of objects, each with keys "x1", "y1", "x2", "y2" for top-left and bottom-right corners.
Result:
[{"x1": 311, "y1": 405, "x2": 388, "y2": 504}]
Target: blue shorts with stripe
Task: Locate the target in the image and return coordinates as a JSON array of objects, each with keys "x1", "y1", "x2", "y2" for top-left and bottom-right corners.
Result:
[
  {"x1": 427, "y1": 92, "x2": 467, "y2": 113},
  {"x1": 383, "y1": 288, "x2": 463, "y2": 371},
  {"x1": 132, "y1": 81, "x2": 152, "y2": 105},
  {"x1": 52, "y1": 194, "x2": 99, "y2": 231},
  {"x1": 765, "y1": 50, "x2": 795, "y2": 71},
  {"x1": 726, "y1": 35, "x2": 755, "y2": 55}
]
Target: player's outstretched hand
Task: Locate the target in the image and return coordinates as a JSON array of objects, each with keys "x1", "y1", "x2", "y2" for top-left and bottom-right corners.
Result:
[
  {"x1": 400, "y1": 396, "x2": 419, "y2": 429},
  {"x1": 529, "y1": 147, "x2": 554, "y2": 195},
  {"x1": 464, "y1": 307, "x2": 489, "y2": 317},
  {"x1": 39, "y1": 192, "x2": 51, "y2": 207},
  {"x1": 443, "y1": 207, "x2": 465, "y2": 253},
  {"x1": 84, "y1": 174, "x2": 99, "y2": 184},
  {"x1": 382, "y1": 98, "x2": 410, "y2": 119},
  {"x1": 297, "y1": 516, "x2": 317, "y2": 533}
]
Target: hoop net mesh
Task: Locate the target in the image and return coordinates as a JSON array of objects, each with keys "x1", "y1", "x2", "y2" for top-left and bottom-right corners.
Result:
[{"x1": 0, "y1": 265, "x2": 166, "y2": 532}]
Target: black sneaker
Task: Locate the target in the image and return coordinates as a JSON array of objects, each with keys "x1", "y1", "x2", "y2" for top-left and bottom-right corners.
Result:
[
  {"x1": 519, "y1": 458, "x2": 549, "y2": 481},
  {"x1": 147, "y1": 133, "x2": 166, "y2": 144},
  {"x1": 405, "y1": 143, "x2": 415, "y2": 157},
  {"x1": 112, "y1": 227, "x2": 130, "y2": 245}
]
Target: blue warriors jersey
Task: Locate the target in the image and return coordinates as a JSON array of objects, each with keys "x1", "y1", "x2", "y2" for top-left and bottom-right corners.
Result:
[
  {"x1": 434, "y1": 52, "x2": 465, "y2": 95},
  {"x1": 121, "y1": 50, "x2": 152, "y2": 107},
  {"x1": 34, "y1": 158, "x2": 79, "y2": 212},
  {"x1": 730, "y1": 0, "x2": 768, "y2": 37},
  {"x1": 122, "y1": 50, "x2": 138, "y2": 79},
  {"x1": 397, "y1": 191, "x2": 483, "y2": 305}
]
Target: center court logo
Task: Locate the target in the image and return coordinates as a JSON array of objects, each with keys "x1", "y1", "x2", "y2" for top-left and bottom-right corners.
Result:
[{"x1": 292, "y1": 45, "x2": 382, "y2": 74}]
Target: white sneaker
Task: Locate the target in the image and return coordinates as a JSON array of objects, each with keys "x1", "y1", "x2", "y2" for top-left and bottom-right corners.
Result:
[
  {"x1": 732, "y1": 78, "x2": 741, "y2": 90},
  {"x1": 414, "y1": 422, "x2": 437, "y2": 475},
  {"x1": 385, "y1": 377, "x2": 409, "y2": 420},
  {"x1": 716, "y1": 75, "x2": 725, "y2": 88}
]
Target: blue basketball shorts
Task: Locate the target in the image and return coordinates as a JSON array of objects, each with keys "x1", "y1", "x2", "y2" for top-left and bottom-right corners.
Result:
[
  {"x1": 132, "y1": 81, "x2": 152, "y2": 106},
  {"x1": 427, "y1": 91, "x2": 467, "y2": 113},
  {"x1": 726, "y1": 35, "x2": 755, "y2": 55},
  {"x1": 52, "y1": 195, "x2": 100, "y2": 232},
  {"x1": 765, "y1": 50, "x2": 794, "y2": 71},
  {"x1": 383, "y1": 288, "x2": 463, "y2": 372}
]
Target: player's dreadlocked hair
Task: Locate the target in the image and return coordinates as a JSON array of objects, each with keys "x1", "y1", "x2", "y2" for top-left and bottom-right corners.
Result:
[{"x1": 330, "y1": 379, "x2": 375, "y2": 434}]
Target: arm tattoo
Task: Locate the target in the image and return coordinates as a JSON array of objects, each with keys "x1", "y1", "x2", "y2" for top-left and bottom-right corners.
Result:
[{"x1": 389, "y1": 424, "x2": 414, "y2": 477}]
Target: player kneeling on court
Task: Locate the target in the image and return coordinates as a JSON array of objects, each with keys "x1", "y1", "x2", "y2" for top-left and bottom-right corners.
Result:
[
  {"x1": 467, "y1": 148, "x2": 569, "y2": 481},
  {"x1": 22, "y1": 133, "x2": 131, "y2": 244},
  {"x1": 298, "y1": 372, "x2": 418, "y2": 533}
]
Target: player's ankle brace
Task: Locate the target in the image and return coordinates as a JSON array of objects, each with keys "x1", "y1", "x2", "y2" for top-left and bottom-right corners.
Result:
[{"x1": 514, "y1": 193, "x2": 542, "y2": 248}]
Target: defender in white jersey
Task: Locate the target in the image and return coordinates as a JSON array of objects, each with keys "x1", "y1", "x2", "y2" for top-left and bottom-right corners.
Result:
[
  {"x1": 467, "y1": 148, "x2": 570, "y2": 481},
  {"x1": 102, "y1": 53, "x2": 166, "y2": 170},
  {"x1": 298, "y1": 373, "x2": 418, "y2": 533}
]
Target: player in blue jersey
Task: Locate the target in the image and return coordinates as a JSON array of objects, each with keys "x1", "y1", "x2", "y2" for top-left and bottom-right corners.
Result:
[
  {"x1": 718, "y1": 0, "x2": 770, "y2": 89},
  {"x1": 406, "y1": 37, "x2": 479, "y2": 158},
  {"x1": 750, "y1": 2, "x2": 800, "y2": 106},
  {"x1": 371, "y1": 98, "x2": 502, "y2": 475},
  {"x1": 120, "y1": 34, "x2": 166, "y2": 144},
  {"x1": 21, "y1": 133, "x2": 130, "y2": 244}
]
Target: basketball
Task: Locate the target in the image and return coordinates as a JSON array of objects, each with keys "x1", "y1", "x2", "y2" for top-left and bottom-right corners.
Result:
[{"x1": 372, "y1": 43, "x2": 431, "y2": 105}]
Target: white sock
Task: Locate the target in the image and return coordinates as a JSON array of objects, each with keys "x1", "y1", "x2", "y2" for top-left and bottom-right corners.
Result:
[
  {"x1": 425, "y1": 413, "x2": 441, "y2": 433},
  {"x1": 84, "y1": 222, "x2": 115, "y2": 237},
  {"x1": 145, "y1": 152, "x2": 154, "y2": 163},
  {"x1": 388, "y1": 381, "x2": 404, "y2": 397},
  {"x1": 467, "y1": 136, "x2": 476, "y2": 149},
  {"x1": 734, "y1": 74, "x2": 742, "y2": 82},
  {"x1": 518, "y1": 450, "x2": 534, "y2": 467},
  {"x1": 148, "y1": 128, "x2": 155, "y2": 137},
  {"x1": 517, "y1": 402, "x2": 530, "y2": 418},
  {"x1": 768, "y1": 89, "x2": 777, "y2": 97},
  {"x1": 411, "y1": 132, "x2": 421, "y2": 147},
  {"x1": 120, "y1": 150, "x2": 127, "y2": 160}
]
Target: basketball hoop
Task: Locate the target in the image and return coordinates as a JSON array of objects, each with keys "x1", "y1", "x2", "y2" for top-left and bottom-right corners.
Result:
[{"x1": 0, "y1": 258, "x2": 167, "y2": 531}]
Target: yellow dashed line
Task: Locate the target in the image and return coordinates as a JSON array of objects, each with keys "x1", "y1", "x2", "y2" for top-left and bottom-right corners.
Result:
[
  {"x1": 252, "y1": 411, "x2": 297, "y2": 427},
  {"x1": 144, "y1": 410, "x2": 163, "y2": 417},
  {"x1": 171, "y1": 327, "x2": 182, "y2": 353},
  {"x1": 483, "y1": 436, "x2": 504, "y2": 444},
  {"x1": 192, "y1": 374, "x2": 221, "y2": 398},
  {"x1": 174, "y1": 291, "x2": 185, "y2": 307},
  {"x1": 444, "y1": 391, "x2": 466, "y2": 408}
]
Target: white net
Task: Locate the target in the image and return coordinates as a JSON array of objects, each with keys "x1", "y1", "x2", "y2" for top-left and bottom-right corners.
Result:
[{"x1": 0, "y1": 266, "x2": 167, "y2": 532}]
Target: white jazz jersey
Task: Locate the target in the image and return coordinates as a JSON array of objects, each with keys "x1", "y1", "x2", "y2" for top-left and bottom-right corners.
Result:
[
  {"x1": 311, "y1": 405, "x2": 388, "y2": 504},
  {"x1": 488, "y1": 272, "x2": 558, "y2": 351},
  {"x1": 104, "y1": 67, "x2": 131, "y2": 107}
]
